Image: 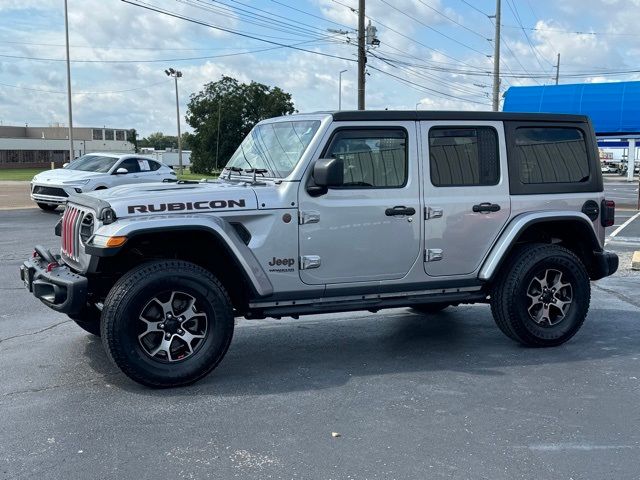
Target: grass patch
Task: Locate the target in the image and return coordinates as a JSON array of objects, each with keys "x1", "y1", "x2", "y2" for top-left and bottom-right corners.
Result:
[
  {"x1": 0, "y1": 167, "x2": 220, "y2": 182},
  {"x1": 177, "y1": 168, "x2": 220, "y2": 181},
  {"x1": 0, "y1": 168, "x2": 46, "y2": 181}
]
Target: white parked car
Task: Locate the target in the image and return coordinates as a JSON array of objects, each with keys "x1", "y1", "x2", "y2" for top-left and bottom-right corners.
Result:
[{"x1": 30, "y1": 153, "x2": 177, "y2": 211}]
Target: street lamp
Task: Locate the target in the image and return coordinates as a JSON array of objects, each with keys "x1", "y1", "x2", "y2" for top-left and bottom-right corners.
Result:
[
  {"x1": 165, "y1": 68, "x2": 183, "y2": 174},
  {"x1": 338, "y1": 69, "x2": 348, "y2": 110},
  {"x1": 416, "y1": 102, "x2": 421, "y2": 110}
]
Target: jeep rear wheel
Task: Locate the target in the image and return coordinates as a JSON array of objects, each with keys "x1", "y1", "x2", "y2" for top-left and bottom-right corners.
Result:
[
  {"x1": 101, "y1": 260, "x2": 234, "y2": 388},
  {"x1": 490, "y1": 244, "x2": 590, "y2": 347}
]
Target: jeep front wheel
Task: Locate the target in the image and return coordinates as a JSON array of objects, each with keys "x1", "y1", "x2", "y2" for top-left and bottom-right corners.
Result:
[
  {"x1": 101, "y1": 260, "x2": 234, "y2": 387},
  {"x1": 491, "y1": 244, "x2": 590, "y2": 347}
]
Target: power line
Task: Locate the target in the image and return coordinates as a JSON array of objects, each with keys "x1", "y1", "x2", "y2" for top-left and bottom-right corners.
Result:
[
  {"x1": 368, "y1": 64, "x2": 491, "y2": 106},
  {"x1": 459, "y1": 0, "x2": 490, "y2": 17},
  {"x1": 270, "y1": 0, "x2": 356, "y2": 33},
  {"x1": 377, "y1": 0, "x2": 491, "y2": 56},
  {"x1": 330, "y1": 0, "x2": 487, "y2": 71},
  {"x1": 0, "y1": 36, "x2": 345, "y2": 63},
  {"x1": 120, "y1": 0, "x2": 358, "y2": 63},
  {"x1": 415, "y1": 0, "x2": 491, "y2": 41},
  {"x1": 0, "y1": 80, "x2": 170, "y2": 95},
  {"x1": 505, "y1": 0, "x2": 554, "y2": 69}
]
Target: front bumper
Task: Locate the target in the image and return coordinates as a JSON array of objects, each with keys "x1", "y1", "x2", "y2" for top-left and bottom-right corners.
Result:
[
  {"x1": 30, "y1": 183, "x2": 73, "y2": 205},
  {"x1": 20, "y1": 246, "x2": 88, "y2": 315},
  {"x1": 591, "y1": 250, "x2": 619, "y2": 280}
]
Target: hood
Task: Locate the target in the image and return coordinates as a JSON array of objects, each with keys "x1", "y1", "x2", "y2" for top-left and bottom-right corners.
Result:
[
  {"x1": 33, "y1": 169, "x2": 105, "y2": 183},
  {"x1": 81, "y1": 180, "x2": 261, "y2": 218}
]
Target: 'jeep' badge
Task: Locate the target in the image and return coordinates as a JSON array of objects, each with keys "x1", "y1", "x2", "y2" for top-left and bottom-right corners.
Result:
[{"x1": 268, "y1": 257, "x2": 296, "y2": 273}]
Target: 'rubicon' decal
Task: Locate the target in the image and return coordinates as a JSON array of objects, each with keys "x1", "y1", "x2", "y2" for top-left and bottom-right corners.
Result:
[{"x1": 128, "y1": 199, "x2": 246, "y2": 214}]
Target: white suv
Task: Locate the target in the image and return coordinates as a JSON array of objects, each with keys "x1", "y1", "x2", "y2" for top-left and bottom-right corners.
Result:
[{"x1": 30, "y1": 152, "x2": 176, "y2": 211}]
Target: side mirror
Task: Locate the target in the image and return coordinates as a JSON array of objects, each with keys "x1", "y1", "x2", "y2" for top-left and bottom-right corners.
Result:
[
  {"x1": 307, "y1": 158, "x2": 343, "y2": 196},
  {"x1": 114, "y1": 167, "x2": 128, "y2": 175},
  {"x1": 62, "y1": 162, "x2": 70, "y2": 168}
]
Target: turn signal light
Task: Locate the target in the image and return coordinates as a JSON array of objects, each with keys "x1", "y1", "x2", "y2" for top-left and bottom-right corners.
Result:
[{"x1": 105, "y1": 236, "x2": 127, "y2": 248}]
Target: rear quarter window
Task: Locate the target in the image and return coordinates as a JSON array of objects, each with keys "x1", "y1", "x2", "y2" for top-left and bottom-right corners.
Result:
[
  {"x1": 515, "y1": 127, "x2": 589, "y2": 184},
  {"x1": 506, "y1": 121, "x2": 602, "y2": 195}
]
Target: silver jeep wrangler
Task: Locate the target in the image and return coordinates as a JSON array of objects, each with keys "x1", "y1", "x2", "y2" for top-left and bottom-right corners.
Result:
[{"x1": 20, "y1": 111, "x2": 619, "y2": 387}]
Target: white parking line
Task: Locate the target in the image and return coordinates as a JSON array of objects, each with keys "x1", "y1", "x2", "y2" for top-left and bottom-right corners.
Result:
[{"x1": 606, "y1": 211, "x2": 640, "y2": 244}]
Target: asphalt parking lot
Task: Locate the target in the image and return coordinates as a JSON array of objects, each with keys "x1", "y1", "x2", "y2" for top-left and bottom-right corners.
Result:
[{"x1": 2, "y1": 190, "x2": 640, "y2": 479}]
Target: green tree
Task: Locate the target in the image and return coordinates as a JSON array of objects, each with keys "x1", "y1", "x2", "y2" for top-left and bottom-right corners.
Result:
[
  {"x1": 186, "y1": 75, "x2": 295, "y2": 174},
  {"x1": 127, "y1": 129, "x2": 138, "y2": 153},
  {"x1": 138, "y1": 132, "x2": 178, "y2": 150}
]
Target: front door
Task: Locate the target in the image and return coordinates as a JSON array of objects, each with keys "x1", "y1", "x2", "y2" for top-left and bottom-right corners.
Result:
[
  {"x1": 420, "y1": 121, "x2": 511, "y2": 276},
  {"x1": 298, "y1": 123, "x2": 421, "y2": 285}
]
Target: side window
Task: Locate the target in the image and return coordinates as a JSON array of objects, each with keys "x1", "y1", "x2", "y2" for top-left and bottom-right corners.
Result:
[
  {"x1": 148, "y1": 161, "x2": 161, "y2": 171},
  {"x1": 515, "y1": 127, "x2": 589, "y2": 184},
  {"x1": 325, "y1": 129, "x2": 407, "y2": 188},
  {"x1": 429, "y1": 127, "x2": 499, "y2": 187},
  {"x1": 117, "y1": 158, "x2": 141, "y2": 173}
]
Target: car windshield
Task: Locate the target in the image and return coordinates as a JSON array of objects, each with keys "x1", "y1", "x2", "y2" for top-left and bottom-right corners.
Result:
[
  {"x1": 67, "y1": 155, "x2": 119, "y2": 173},
  {"x1": 224, "y1": 120, "x2": 321, "y2": 178}
]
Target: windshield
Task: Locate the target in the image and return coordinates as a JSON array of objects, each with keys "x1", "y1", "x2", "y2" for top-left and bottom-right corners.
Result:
[
  {"x1": 224, "y1": 120, "x2": 321, "y2": 178},
  {"x1": 67, "y1": 155, "x2": 119, "y2": 173}
]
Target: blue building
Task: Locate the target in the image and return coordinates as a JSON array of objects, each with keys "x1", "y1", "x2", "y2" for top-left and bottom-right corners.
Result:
[{"x1": 503, "y1": 81, "x2": 640, "y2": 179}]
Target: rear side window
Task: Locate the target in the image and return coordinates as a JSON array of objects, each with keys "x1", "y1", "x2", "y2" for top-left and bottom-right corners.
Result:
[
  {"x1": 429, "y1": 127, "x2": 499, "y2": 187},
  {"x1": 325, "y1": 129, "x2": 407, "y2": 188},
  {"x1": 515, "y1": 127, "x2": 589, "y2": 184}
]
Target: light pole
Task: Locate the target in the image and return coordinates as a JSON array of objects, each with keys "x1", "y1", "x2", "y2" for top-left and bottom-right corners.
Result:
[
  {"x1": 165, "y1": 68, "x2": 183, "y2": 174},
  {"x1": 338, "y1": 69, "x2": 347, "y2": 110},
  {"x1": 64, "y1": 0, "x2": 74, "y2": 162},
  {"x1": 416, "y1": 102, "x2": 421, "y2": 110}
]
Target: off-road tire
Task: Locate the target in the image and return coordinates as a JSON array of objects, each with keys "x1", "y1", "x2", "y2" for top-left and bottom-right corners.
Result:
[
  {"x1": 101, "y1": 260, "x2": 234, "y2": 388},
  {"x1": 410, "y1": 303, "x2": 449, "y2": 314},
  {"x1": 68, "y1": 304, "x2": 102, "y2": 336},
  {"x1": 490, "y1": 243, "x2": 590, "y2": 347},
  {"x1": 37, "y1": 203, "x2": 58, "y2": 211}
]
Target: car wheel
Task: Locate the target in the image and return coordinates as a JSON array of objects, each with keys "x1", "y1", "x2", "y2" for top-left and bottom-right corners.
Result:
[
  {"x1": 491, "y1": 244, "x2": 590, "y2": 347},
  {"x1": 410, "y1": 303, "x2": 450, "y2": 314},
  {"x1": 101, "y1": 260, "x2": 234, "y2": 388},
  {"x1": 37, "y1": 203, "x2": 58, "y2": 211},
  {"x1": 68, "y1": 304, "x2": 102, "y2": 336}
]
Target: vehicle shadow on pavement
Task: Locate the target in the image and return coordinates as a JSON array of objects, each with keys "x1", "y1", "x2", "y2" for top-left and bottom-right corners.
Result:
[{"x1": 93, "y1": 305, "x2": 640, "y2": 394}]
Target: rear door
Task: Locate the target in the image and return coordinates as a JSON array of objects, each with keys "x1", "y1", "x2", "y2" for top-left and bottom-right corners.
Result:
[{"x1": 420, "y1": 121, "x2": 511, "y2": 276}]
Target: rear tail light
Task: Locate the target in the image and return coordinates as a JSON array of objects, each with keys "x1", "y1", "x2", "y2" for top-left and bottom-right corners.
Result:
[{"x1": 601, "y1": 199, "x2": 615, "y2": 227}]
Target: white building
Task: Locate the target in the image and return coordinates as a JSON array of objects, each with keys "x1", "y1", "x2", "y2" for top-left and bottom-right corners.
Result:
[
  {"x1": 0, "y1": 125, "x2": 135, "y2": 168},
  {"x1": 140, "y1": 148, "x2": 192, "y2": 168}
]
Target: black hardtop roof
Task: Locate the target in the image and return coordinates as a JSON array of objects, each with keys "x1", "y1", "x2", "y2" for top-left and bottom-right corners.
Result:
[{"x1": 331, "y1": 110, "x2": 590, "y2": 123}]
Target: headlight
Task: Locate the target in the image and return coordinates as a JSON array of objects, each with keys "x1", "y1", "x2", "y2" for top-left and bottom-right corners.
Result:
[{"x1": 62, "y1": 179, "x2": 90, "y2": 185}]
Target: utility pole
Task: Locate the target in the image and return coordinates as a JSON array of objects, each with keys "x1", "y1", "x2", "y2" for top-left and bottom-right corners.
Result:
[
  {"x1": 63, "y1": 0, "x2": 74, "y2": 162},
  {"x1": 165, "y1": 68, "x2": 183, "y2": 174},
  {"x1": 216, "y1": 102, "x2": 221, "y2": 170},
  {"x1": 357, "y1": 0, "x2": 365, "y2": 110},
  {"x1": 491, "y1": 0, "x2": 501, "y2": 112},
  {"x1": 338, "y1": 69, "x2": 347, "y2": 110},
  {"x1": 555, "y1": 53, "x2": 561, "y2": 85}
]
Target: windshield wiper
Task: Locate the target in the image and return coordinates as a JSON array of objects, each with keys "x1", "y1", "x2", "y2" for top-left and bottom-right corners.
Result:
[{"x1": 244, "y1": 168, "x2": 268, "y2": 183}]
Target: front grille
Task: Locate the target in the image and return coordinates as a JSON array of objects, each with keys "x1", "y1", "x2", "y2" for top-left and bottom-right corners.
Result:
[
  {"x1": 32, "y1": 185, "x2": 68, "y2": 197},
  {"x1": 61, "y1": 205, "x2": 92, "y2": 261}
]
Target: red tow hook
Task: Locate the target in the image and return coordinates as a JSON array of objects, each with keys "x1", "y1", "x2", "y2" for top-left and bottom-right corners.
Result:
[
  {"x1": 46, "y1": 262, "x2": 59, "y2": 272},
  {"x1": 32, "y1": 250, "x2": 38, "y2": 258}
]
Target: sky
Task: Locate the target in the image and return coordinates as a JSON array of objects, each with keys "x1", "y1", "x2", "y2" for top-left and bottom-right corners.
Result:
[{"x1": 1, "y1": 0, "x2": 640, "y2": 137}]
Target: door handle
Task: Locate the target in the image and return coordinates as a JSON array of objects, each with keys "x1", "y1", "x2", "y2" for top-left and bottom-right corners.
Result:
[
  {"x1": 385, "y1": 206, "x2": 416, "y2": 216},
  {"x1": 472, "y1": 202, "x2": 501, "y2": 213}
]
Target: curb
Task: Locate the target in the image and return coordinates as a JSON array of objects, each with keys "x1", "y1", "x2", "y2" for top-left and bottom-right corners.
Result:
[{"x1": 633, "y1": 251, "x2": 640, "y2": 271}]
